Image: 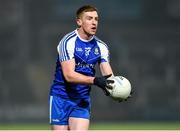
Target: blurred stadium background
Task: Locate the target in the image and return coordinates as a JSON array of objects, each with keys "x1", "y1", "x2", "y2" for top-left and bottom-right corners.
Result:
[{"x1": 0, "y1": 0, "x2": 180, "y2": 130}]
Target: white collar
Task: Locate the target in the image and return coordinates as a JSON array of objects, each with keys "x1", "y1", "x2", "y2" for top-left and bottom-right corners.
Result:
[{"x1": 75, "y1": 29, "x2": 94, "y2": 42}]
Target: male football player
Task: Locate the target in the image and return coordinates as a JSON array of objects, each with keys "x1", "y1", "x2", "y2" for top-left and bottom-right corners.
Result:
[{"x1": 49, "y1": 5, "x2": 114, "y2": 130}]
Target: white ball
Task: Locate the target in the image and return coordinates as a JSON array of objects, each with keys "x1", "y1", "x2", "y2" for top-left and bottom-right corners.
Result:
[{"x1": 107, "y1": 76, "x2": 131, "y2": 100}]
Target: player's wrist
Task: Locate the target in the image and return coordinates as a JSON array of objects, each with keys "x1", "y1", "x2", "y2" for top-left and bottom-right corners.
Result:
[
  {"x1": 93, "y1": 76, "x2": 105, "y2": 88},
  {"x1": 93, "y1": 75, "x2": 113, "y2": 88},
  {"x1": 93, "y1": 77, "x2": 96, "y2": 84},
  {"x1": 93, "y1": 77, "x2": 99, "y2": 85}
]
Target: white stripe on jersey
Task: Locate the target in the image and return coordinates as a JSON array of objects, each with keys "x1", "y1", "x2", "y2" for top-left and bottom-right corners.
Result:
[
  {"x1": 95, "y1": 36, "x2": 110, "y2": 62},
  {"x1": 59, "y1": 31, "x2": 75, "y2": 61},
  {"x1": 94, "y1": 36, "x2": 109, "y2": 49},
  {"x1": 57, "y1": 31, "x2": 76, "y2": 62}
]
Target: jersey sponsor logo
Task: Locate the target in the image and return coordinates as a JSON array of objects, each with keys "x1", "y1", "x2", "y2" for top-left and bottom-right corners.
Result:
[{"x1": 76, "y1": 62, "x2": 95, "y2": 68}]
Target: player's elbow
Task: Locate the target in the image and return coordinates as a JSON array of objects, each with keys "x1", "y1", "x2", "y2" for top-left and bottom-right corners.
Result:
[{"x1": 63, "y1": 72, "x2": 75, "y2": 83}]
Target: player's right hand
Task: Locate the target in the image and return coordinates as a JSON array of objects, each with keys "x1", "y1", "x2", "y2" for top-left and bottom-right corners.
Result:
[{"x1": 93, "y1": 74, "x2": 114, "y2": 96}]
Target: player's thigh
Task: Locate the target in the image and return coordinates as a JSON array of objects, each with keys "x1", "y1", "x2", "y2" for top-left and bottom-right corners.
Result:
[
  {"x1": 51, "y1": 125, "x2": 69, "y2": 131},
  {"x1": 49, "y1": 95, "x2": 74, "y2": 126},
  {"x1": 69, "y1": 117, "x2": 89, "y2": 130}
]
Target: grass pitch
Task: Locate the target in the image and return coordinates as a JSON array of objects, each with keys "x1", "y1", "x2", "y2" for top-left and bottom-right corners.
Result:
[{"x1": 0, "y1": 122, "x2": 180, "y2": 130}]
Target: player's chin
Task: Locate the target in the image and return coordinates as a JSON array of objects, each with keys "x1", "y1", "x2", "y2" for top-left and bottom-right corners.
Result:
[{"x1": 89, "y1": 31, "x2": 96, "y2": 35}]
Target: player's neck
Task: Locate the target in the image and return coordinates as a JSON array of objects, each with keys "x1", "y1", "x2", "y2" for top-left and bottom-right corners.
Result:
[{"x1": 77, "y1": 28, "x2": 93, "y2": 41}]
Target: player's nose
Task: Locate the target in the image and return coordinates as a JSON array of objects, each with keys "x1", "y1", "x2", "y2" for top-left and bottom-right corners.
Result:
[{"x1": 92, "y1": 18, "x2": 97, "y2": 25}]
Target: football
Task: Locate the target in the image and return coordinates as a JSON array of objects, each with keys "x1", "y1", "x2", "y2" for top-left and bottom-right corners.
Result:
[{"x1": 107, "y1": 76, "x2": 131, "y2": 101}]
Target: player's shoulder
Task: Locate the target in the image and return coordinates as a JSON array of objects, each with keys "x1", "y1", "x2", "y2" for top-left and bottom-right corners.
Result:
[
  {"x1": 61, "y1": 30, "x2": 77, "y2": 42},
  {"x1": 57, "y1": 30, "x2": 77, "y2": 51},
  {"x1": 94, "y1": 36, "x2": 109, "y2": 49}
]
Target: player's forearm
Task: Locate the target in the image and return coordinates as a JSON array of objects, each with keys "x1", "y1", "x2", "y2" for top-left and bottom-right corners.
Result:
[
  {"x1": 64, "y1": 71, "x2": 95, "y2": 84},
  {"x1": 100, "y1": 62, "x2": 114, "y2": 76}
]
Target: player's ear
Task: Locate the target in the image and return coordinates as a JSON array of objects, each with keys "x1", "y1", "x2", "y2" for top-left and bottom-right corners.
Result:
[{"x1": 76, "y1": 18, "x2": 82, "y2": 27}]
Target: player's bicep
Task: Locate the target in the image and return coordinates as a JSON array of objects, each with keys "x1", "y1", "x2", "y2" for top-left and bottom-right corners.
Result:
[{"x1": 61, "y1": 59, "x2": 75, "y2": 80}]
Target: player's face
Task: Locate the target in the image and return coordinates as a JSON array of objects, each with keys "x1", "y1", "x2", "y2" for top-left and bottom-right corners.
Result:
[{"x1": 77, "y1": 11, "x2": 98, "y2": 37}]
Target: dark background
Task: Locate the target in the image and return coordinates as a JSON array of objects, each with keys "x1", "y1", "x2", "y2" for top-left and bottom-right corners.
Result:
[{"x1": 0, "y1": 0, "x2": 180, "y2": 123}]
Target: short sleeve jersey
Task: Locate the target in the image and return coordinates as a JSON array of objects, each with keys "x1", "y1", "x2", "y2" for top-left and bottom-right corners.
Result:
[{"x1": 50, "y1": 29, "x2": 110, "y2": 99}]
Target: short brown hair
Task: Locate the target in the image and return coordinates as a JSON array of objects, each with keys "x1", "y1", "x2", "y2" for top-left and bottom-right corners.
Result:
[{"x1": 76, "y1": 5, "x2": 98, "y2": 19}]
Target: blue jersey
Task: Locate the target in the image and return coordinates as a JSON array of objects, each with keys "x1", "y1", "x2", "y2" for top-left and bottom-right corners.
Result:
[{"x1": 50, "y1": 29, "x2": 110, "y2": 99}]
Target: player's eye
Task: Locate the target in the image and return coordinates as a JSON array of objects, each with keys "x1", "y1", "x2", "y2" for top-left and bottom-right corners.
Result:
[
  {"x1": 95, "y1": 17, "x2": 99, "y2": 21},
  {"x1": 86, "y1": 16, "x2": 92, "y2": 20}
]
